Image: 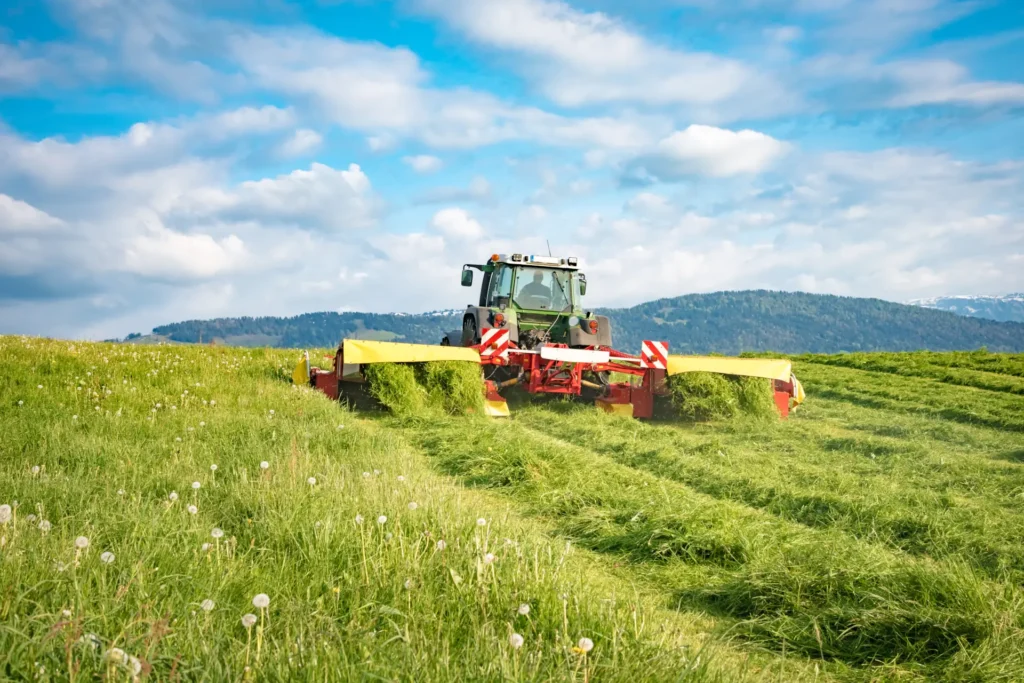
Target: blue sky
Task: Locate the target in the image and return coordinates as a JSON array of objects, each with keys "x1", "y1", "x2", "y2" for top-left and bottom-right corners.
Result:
[{"x1": 1, "y1": 0, "x2": 1023, "y2": 339}]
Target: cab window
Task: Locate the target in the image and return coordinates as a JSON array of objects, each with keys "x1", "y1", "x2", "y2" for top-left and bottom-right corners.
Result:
[
  {"x1": 512, "y1": 267, "x2": 573, "y2": 310},
  {"x1": 487, "y1": 265, "x2": 513, "y2": 306}
]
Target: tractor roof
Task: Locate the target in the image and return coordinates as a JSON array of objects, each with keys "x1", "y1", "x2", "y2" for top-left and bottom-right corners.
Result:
[{"x1": 489, "y1": 253, "x2": 580, "y2": 270}]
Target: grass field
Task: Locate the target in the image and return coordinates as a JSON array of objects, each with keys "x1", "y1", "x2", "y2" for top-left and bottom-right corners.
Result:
[{"x1": 2, "y1": 337, "x2": 1023, "y2": 682}]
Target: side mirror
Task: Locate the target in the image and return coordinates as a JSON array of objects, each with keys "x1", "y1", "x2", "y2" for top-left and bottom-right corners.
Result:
[
  {"x1": 579, "y1": 274, "x2": 587, "y2": 296},
  {"x1": 461, "y1": 268, "x2": 474, "y2": 287}
]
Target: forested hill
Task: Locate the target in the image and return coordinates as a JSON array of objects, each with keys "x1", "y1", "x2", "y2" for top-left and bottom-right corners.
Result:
[{"x1": 148, "y1": 290, "x2": 1024, "y2": 353}]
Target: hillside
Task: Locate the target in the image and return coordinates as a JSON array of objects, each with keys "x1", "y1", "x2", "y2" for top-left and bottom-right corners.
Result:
[
  {"x1": 3, "y1": 338, "x2": 1024, "y2": 681},
  {"x1": 910, "y1": 293, "x2": 1024, "y2": 323},
  {"x1": 148, "y1": 290, "x2": 1024, "y2": 353}
]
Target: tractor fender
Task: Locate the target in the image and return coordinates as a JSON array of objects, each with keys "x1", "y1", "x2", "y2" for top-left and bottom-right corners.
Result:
[
  {"x1": 568, "y1": 314, "x2": 613, "y2": 347},
  {"x1": 463, "y1": 307, "x2": 519, "y2": 346}
]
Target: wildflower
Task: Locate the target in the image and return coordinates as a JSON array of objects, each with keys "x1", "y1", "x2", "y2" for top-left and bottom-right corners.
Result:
[
  {"x1": 128, "y1": 656, "x2": 142, "y2": 676},
  {"x1": 211, "y1": 527, "x2": 224, "y2": 539},
  {"x1": 72, "y1": 415, "x2": 78, "y2": 420},
  {"x1": 404, "y1": 578, "x2": 414, "y2": 590},
  {"x1": 337, "y1": 424, "x2": 344, "y2": 429},
  {"x1": 75, "y1": 536, "x2": 90, "y2": 549},
  {"x1": 397, "y1": 475, "x2": 405, "y2": 482},
  {"x1": 354, "y1": 514, "x2": 364, "y2": 525},
  {"x1": 200, "y1": 421, "x2": 206, "y2": 427},
  {"x1": 385, "y1": 532, "x2": 393, "y2": 541},
  {"x1": 241, "y1": 614, "x2": 257, "y2": 629},
  {"x1": 252, "y1": 593, "x2": 270, "y2": 609},
  {"x1": 156, "y1": 403, "x2": 162, "y2": 409},
  {"x1": 260, "y1": 461, "x2": 269, "y2": 470},
  {"x1": 210, "y1": 400, "x2": 216, "y2": 406},
  {"x1": 477, "y1": 518, "x2": 487, "y2": 527},
  {"x1": 484, "y1": 552, "x2": 496, "y2": 564},
  {"x1": 187, "y1": 505, "x2": 198, "y2": 515},
  {"x1": 201, "y1": 543, "x2": 211, "y2": 552},
  {"x1": 100, "y1": 551, "x2": 115, "y2": 564},
  {"x1": 377, "y1": 515, "x2": 387, "y2": 525},
  {"x1": 518, "y1": 603, "x2": 530, "y2": 616},
  {"x1": 362, "y1": 471, "x2": 370, "y2": 478},
  {"x1": 436, "y1": 539, "x2": 447, "y2": 551},
  {"x1": 408, "y1": 501, "x2": 418, "y2": 511},
  {"x1": 210, "y1": 463, "x2": 217, "y2": 471},
  {"x1": 78, "y1": 633, "x2": 101, "y2": 650},
  {"x1": 32, "y1": 465, "x2": 40, "y2": 475},
  {"x1": 201, "y1": 599, "x2": 215, "y2": 612},
  {"x1": 26, "y1": 514, "x2": 37, "y2": 523},
  {"x1": 509, "y1": 633, "x2": 524, "y2": 649},
  {"x1": 39, "y1": 519, "x2": 51, "y2": 533},
  {"x1": 175, "y1": 437, "x2": 182, "y2": 442},
  {"x1": 17, "y1": 400, "x2": 23, "y2": 406},
  {"x1": 0, "y1": 505, "x2": 11, "y2": 524},
  {"x1": 307, "y1": 477, "x2": 317, "y2": 486},
  {"x1": 168, "y1": 491, "x2": 179, "y2": 502},
  {"x1": 62, "y1": 609, "x2": 72, "y2": 618},
  {"x1": 577, "y1": 637, "x2": 594, "y2": 653},
  {"x1": 105, "y1": 647, "x2": 128, "y2": 665},
  {"x1": 268, "y1": 409, "x2": 275, "y2": 415},
  {"x1": 37, "y1": 385, "x2": 43, "y2": 389},
  {"x1": 192, "y1": 481, "x2": 201, "y2": 490},
  {"x1": 117, "y1": 489, "x2": 125, "y2": 496}
]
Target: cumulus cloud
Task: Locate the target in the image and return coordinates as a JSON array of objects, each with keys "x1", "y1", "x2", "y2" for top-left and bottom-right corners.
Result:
[
  {"x1": 625, "y1": 125, "x2": 788, "y2": 182},
  {"x1": 430, "y1": 208, "x2": 485, "y2": 240},
  {"x1": 403, "y1": 155, "x2": 444, "y2": 173},
  {"x1": 0, "y1": 195, "x2": 64, "y2": 233},
  {"x1": 277, "y1": 129, "x2": 323, "y2": 157},
  {"x1": 124, "y1": 223, "x2": 247, "y2": 280}
]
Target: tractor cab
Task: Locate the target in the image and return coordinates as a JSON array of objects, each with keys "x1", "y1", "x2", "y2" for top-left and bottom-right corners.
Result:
[{"x1": 450, "y1": 253, "x2": 612, "y2": 349}]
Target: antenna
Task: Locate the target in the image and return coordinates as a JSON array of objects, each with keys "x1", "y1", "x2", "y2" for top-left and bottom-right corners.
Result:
[{"x1": 546, "y1": 239, "x2": 552, "y2": 256}]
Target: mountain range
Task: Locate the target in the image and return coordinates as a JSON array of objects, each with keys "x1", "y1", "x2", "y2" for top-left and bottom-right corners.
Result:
[
  {"x1": 908, "y1": 293, "x2": 1024, "y2": 323},
  {"x1": 144, "y1": 290, "x2": 1024, "y2": 354}
]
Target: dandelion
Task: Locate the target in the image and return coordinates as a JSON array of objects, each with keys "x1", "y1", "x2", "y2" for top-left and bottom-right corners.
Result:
[
  {"x1": 200, "y1": 421, "x2": 206, "y2": 427},
  {"x1": 408, "y1": 501, "x2": 418, "y2": 511},
  {"x1": 0, "y1": 505, "x2": 11, "y2": 525},
  {"x1": 477, "y1": 518, "x2": 487, "y2": 527},
  {"x1": 577, "y1": 637, "x2": 594, "y2": 653},
  {"x1": 170, "y1": 406, "x2": 177, "y2": 411},
  {"x1": 168, "y1": 491, "x2": 179, "y2": 502},
  {"x1": 175, "y1": 437, "x2": 182, "y2": 442},
  {"x1": 241, "y1": 614, "x2": 257, "y2": 628},
  {"x1": 26, "y1": 513, "x2": 37, "y2": 522},
  {"x1": 100, "y1": 551, "x2": 115, "y2": 564},
  {"x1": 192, "y1": 481, "x2": 201, "y2": 490},
  {"x1": 484, "y1": 553, "x2": 496, "y2": 564},
  {"x1": 117, "y1": 489, "x2": 125, "y2": 496},
  {"x1": 354, "y1": 514, "x2": 364, "y2": 525},
  {"x1": 307, "y1": 477, "x2": 317, "y2": 486},
  {"x1": 201, "y1": 543, "x2": 211, "y2": 552},
  {"x1": 397, "y1": 475, "x2": 405, "y2": 482},
  {"x1": 518, "y1": 603, "x2": 530, "y2": 616},
  {"x1": 377, "y1": 515, "x2": 387, "y2": 525},
  {"x1": 105, "y1": 647, "x2": 128, "y2": 666},
  {"x1": 201, "y1": 599, "x2": 215, "y2": 612},
  {"x1": 210, "y1": 463, "x2": 217, "y2": 471},
  {"x1": 211, "y1": 527, "x2": 224, "y2": 539},
  {"x1": 187, "y1": 505, "x2": 198, "y2": 515},
  {"x1": 210, "y1": 400, "x2": 216, "y2": 406},
  {"x1": 128, "y1": 656, "x2": 142, "y2": 676},
  {"x1": 31, "y1": 465, "x2": 40, "y2": 475},
  {"x1": 385, "y1": 532, "x2": 393, "y2": 541},
  {"x1": 268, "y1": 409, "x2": 275, "y2": 415},
  {"x1": 509, "y1": 633, "x2": 524, "y2": 649},
  {"x1": 252, "y1": 594, "x2": 270, "y2": 608},
  {"x1": 72, "y1": 415, "x2": 78, "y2": 420},
  {"x1": 75, "y1": 536, "x2": 90, "y2": 549},
  {"x1": 337, "y1": 424, "x2": 344, "y2": 429},
  {"x1": 37, "y1": 385, "x2": 43, "y2": 389},
  {"x1": 62, "y1": 609, "x2": 72, "y2": 618},
  {"x1": 436, "y1": 539, "x2": 447, "y2": 551},
  {"x1": 39, "y1": 519, "x2": 51, "y2": 533},
  {"x1": 374, "y1": 469, "x2": 381, "y2": 476},
  {"x1": 362, "y1": 471, "x2": 370, "y2": 479},
  {"x1": 260, "y1": 461, "x2": 269, "y2": 470},
  {"x1": 404, "y1": 578, "x2": 414, "y2": 590}
]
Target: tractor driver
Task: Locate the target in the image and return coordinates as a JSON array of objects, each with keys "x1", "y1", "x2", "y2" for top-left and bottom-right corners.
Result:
[{"x1": 518, "y1": 271, "x2": 552, "y2": 306}]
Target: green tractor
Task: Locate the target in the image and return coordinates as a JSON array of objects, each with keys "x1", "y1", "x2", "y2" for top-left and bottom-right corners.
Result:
[{"x1": 444, "y1": 253, "x2": 612, "y2": 349}]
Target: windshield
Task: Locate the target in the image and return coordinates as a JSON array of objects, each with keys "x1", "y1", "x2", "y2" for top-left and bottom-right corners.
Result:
[{"x1": 512, "y1": 267, "x2": 574, "y2": 311}]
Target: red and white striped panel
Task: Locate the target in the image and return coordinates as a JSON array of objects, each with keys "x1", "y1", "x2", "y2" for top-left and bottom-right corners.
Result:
[
  {"x1": 479, "y1": 328, "x2": 510, "y2": 360},
  {"x1": 639, "y1": 340, "x2": 669, "y2": 369}
]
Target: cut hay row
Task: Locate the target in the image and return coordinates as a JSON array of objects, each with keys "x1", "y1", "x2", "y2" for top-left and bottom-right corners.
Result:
[{"x1": 388, "y1": 413, "x2": 1023, "y2": 675}]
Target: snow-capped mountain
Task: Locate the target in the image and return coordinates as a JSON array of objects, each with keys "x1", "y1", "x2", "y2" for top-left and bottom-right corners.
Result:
[{"x1": 908, "y1": 294, "x2": 1024, "y2": 323}]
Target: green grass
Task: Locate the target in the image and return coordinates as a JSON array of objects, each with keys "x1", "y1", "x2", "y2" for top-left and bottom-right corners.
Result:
[{"x1": 2, "y1": 338, "x2": 1023, "y2": 681}]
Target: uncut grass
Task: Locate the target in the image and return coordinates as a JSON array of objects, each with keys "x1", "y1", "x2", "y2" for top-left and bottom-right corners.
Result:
[
  {"x1": 794, "y1": 351, "x2": 1024, "y2": 390},
  {"x1": 0, "y1": 337, "x2": 731, "y2": 682},
  {"x1": 391, "y1": 413, "x2": 1020, "y2": 673},
  {"x1": 364, "y1": 361, "x2": 483, "y2": 416},
  {"x1": 515, "y1": 403, "x2": 1024, "y2": 580},
  {"x1": 664, "y1": 373, "x2": 777, "y2": 422}
]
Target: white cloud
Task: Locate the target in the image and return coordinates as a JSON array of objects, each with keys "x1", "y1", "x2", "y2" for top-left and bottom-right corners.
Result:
[
  {"x1": 431, "y1": 208, "x2": 485, "y2": 240},
  {"x1": 0, "y1": 195, "x2": 64, "y2": 233},
  {"x1": 277, "y1": 129, "x2": 324, "y2": 157},
  {"x1": 403, "y1": 155, "x2": 444, "y2": 173},
  {"x1": 123, "y1": 223, "x2": 247, "y2": 280},
  {"x1": 628, "y1": 125, "x2": 788, "y2": 180}
]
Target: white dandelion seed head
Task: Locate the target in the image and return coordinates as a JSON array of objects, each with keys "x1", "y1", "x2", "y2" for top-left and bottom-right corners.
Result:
[
  {"x1": 404, "y1": 578, "x2": 413, "y2": 590},
  {"x1": 509, "y1": 633, "x2": 524, "y2": 649},
  {"x1": 210, "y1": 400, "x2": 216, "y2": 406},
  {"x1": 117, "y1": 489, "x2": 125, "y2": 496},
  {"x1": 518, "y1": 603, "x2": 530, "y2": 616},
  {"x1": 354, "y1": 514, "x2": 364, "y2": 525},
  {"x1": 100, "y1": 551, "x2": 115, "y2": 564},
  {"x1": 0, "y1": 505, "x2": 11, "y2": 524},
  {"x1": 477, "y1": 518, "x2": 487, "y2": 527},
  {"x1": 192, "y1": 481, "x2": 201, "y2": 490},
  {"x1": 252, "y1": 593, "x2": 270, "y2": 609},
  {"x1": 307, "y1": 477, "x2": 317, "y2": 486},
  {"x1": 200, "y1": 421, "x2": 206, "y2": 427},
  {"x1": 268, "y1": 409, "x2": 275, "y2": 415},
  {"x1": 200, "y1": 599, "x2": 215, "y2": 612},
  {"x1": 384, "y1": 532, "x2": 393, "y2": 541},
  {"x1": 377, "y1": 515, "x2": 387, "y2": 525},
  {"x1": 168, "y1": 491, "x2": 179, "y2": 502},
  {"x1": 407, "y1": 501, "x2": 418, "y2": 511},
  {"x1": 260, "y1": 461, "x2": 269, "y2": 470},
  {"x1": 26, "y1": 513, "x2": 36, "y2": 522},
  {"x1": 187, "y1": 505, "x2": 198, "y2": 515},
  {"x1": 175, "y1": 437, "x2": 182, "y2": 442},
  {"x1": 31, "y1": 465, "x2": 40, "y2": 474},
  {"x1": 105, "y1": 647, "x2": 127, "y2": 665},
  {"x1": 484, "y1": 553, "x2": 496, "y2": 564},
  {"x1": 373, "y1": 469, "x2": 380, "y2": 476},
  {"x1": 362, "y1": 471, "x2": 370, "y2": 479},
  {"x1": 210, "y1": 527, "x2": 224, "y2": 539},
  {"x1": 72, "y1": 415, "x2": 78, "y2": 420},
  {"x1": 397, "y1": 475, "x2": 405, "y2": 482},
  {"x1": 201, "y1": 543, "x2": 211, "y2": 552},
  {"x1": 62, "y1": 609, "x2": 72, "y2": 618},
  {"x1": 128, "y1": 656, "x2": 142, "y2": 676},
  {"x1": 37, "y1": 385, "x2": 43, "y2": 389},
  {"x1": 241, "y1": 613, "x2": 257, "y2": 629},
  {"x1": 337, "y1": 424, "x2": 344, "y2": 429},
  {"x1": 156, "y1": 403, "x2": 161, "y2": 409},
  {"x1": 209, "y1": 463, "x2": 217, "y2": 471},
  {"x1": 74, "y1": 536, "x2": 89, "y2": 549},
  {"x1": 577, "y1": 637, "x2": 594, "y2": 653},
  {"x1": 39, "y1": 519, "x2": 51, "y2": 533},
  {"x1": 436, "y1": 539, "x2": 447, "y2": 551}
]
